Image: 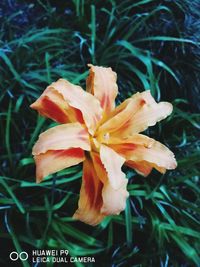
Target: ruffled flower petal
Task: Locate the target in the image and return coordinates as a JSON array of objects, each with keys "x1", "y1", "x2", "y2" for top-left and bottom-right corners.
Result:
[
  {"x1": 33, "y1": 122, "x2": 90, "y2": 155},
  {"x1": 52, "y1": 79, "x2": 103, "y2": 135},
  {"x1": 101, "y1": 180, "x2": 128, "y2": 215},
  {"x1": 35, "y1": 148, "x2": 85, "y2": 183},
  {"x1": 30, "y1": 87, "x2": 83, "y2": 124},
  {"x1": 97, "y1": 90, "x2": 173, "y2": 139},
  {"x1": 109, "y1": 134, "x2": 177, "y2": 174},
  {"x1": 98, "y1": 145, "x2": 129, "y2": 215},
  {"x1": 97, "y1": 94, "x2": 143, "y2": 138},
  {"x1": 73, "y1": 157, "x2": 105, "y2": 226},
  {"x1": 86, "y1": 64, "x2": 118, "y2": 115},
  {"x1": 99, "y1": 145, "x2": 126, "y2": 189},
  {"x1": 31, "y1": 79, "x2": 103, "y2": 135},
  {"x1": 73, "y1": 149, "x2": 129, "y2": 225},
  {"x1": 125, "y1": 103, "x2": 172, "y2": 136}
]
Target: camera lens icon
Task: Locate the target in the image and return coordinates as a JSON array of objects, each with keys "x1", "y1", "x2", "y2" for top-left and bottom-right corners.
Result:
[{"x1": 9, "y1": 251, "x2": 28, "y2": 261}]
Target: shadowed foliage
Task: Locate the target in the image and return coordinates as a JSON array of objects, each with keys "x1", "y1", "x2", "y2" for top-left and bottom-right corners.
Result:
[{"x1": 0, "y1": 0, "x2": 200, "y2": 266}]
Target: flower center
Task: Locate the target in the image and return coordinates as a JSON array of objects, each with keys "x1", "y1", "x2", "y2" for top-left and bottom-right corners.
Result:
[{"x1": 103, "y1": 132, "x2": 110, "y2": 141}]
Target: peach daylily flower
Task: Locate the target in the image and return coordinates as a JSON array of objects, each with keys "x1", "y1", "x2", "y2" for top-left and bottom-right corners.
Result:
[{"x1": 30, "y1": 64, "x2": 177, "y2": 225}]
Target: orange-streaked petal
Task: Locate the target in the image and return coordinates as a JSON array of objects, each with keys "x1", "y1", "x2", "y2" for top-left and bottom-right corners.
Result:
[
  {"x1": 35, "y1": 148, "x2": 85, "y2": 183},
  {"x1": 30, "y1": 87, "x2": 83, "y2": 124},
  {"x1": 74, "y1": 151, "x2": 129, "y2": 224},
  {"x1": 33, "y1": 123, "x2": 90, "y2": 155},
  {"x1": 49, "y1": 79, "x2": 102, "y2": 135},
  {"x1": 92, "y1": 151, "x2": 129, "y2": 216},
  {"x1": 126, "y1": 160, "x2": 166, "y2": 176},
  {"x1": 99, "y1": 145, "x2": 129, "y2": 215},
  {"x1": 73, "y1": 157, "x2": 105, "y2": 226},
  {"x1": 109, "y1": 134, "x2": 177, "y2": 174},
  {"x1": 124, "y1": 102, "x2": 172, "y2": 135},
  {"x1": 101, "y1": 180, "x2": 128, "y2": 215},
  {"x1": 100, "y1": 145, "x2": 126, "y2": 189},
  {"x1": 86, "y1": 64, "x2": 118, "y2": 115},
  {"x1": 97, "y1": 93, "x2": 143, "y2": 139},
  {"x1": 126, "y1": 160, "x2": 153, "y2": 176},
  {"x1": 90, "y1": 152, "x2": 107, "y2": 184},
  {"x1": 97, "y1": 90, "x2": 173, "y2": 140}
]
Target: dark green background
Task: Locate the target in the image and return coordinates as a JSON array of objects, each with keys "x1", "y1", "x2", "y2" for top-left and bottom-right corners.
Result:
[{"x1": 0, "y1": 0, "x2": 199, "y2": 266}]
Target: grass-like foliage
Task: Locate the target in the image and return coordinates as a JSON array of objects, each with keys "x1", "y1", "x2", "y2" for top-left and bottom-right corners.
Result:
[{"x1": 0, "y1": 0, "x2": 200, "y2": 266}]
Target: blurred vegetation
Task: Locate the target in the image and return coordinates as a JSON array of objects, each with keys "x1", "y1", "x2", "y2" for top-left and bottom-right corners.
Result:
[{"x1": 0, "y1": 0, "x2": 200, "y2": 266}]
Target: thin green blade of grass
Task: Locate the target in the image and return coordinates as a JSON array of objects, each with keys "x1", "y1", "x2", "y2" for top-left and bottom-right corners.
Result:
[
  {"x1": 27, "y1": 116, "x2": 46, "y2": 150},
  {"x1": 45, "y1": 52, "x2": 52, "y2": 83},
  {"x1": 170, "y1": 233, "x2": 200, "y2": 265},
  {"x1": 20, "y1": 170, "x2": 82, "y2": 187},
  {"x1": 5, "y1": 101, "x2": 13, "y2": 167},
  {"x1": 125, "y1": 198, "x2": 133, "y2": 245},
  {"x1": 0, "y1": 50, "x2": 21, "y2": 82},
  {"x1": 120, "y1": 61, "x2": 150, "y2": 90},
  {"x1": 107, "y1": 221, "x2": 113, "y2": 248},
  {"x1": 90, "y1": 5, "x2": 96, "y2": 64},
  {"x1": 121, "y1": 5, "x2": 172, "y2": 41},
  {"x1": 0, "y1": 178, "x2": 25, "y2": 214},
  {"x1": 117, "y1": 40, "x2": 179, "y2": 83},
  {"x1": 133, "y1": 36, "x2": 197, "y2": 46},
  {"x1": 53, "y1": 220, "x2": 102, "y2": 247},
  {"x1": 119, "y1": 0, "x2": 154, "y2": 10}
]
